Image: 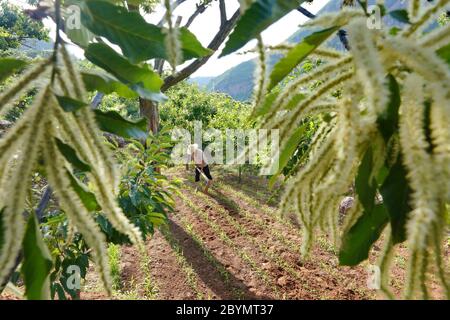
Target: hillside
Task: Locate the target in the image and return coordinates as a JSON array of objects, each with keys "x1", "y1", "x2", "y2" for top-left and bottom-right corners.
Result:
[
  {"x1": 19, "y1": 38, "x2": 53, "y2": 58},
  {"x1": 188, "y1": 76, "x2": 214, "y2": 88},
  {"x1": 191, "y1": 0, "x2": 410, "y2": 101}
]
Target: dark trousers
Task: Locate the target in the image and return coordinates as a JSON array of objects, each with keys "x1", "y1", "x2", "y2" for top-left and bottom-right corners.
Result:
[{"x1": 195, "y1": 165, "x2": 213, "y2": 182}]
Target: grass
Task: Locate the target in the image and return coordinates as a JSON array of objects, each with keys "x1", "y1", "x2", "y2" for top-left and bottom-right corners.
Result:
[
  {"x1": 138, "y1": 247, "x2": 159, "y2": 299},
  {"x1": 217, "y1": 181, "x2": 291, "y2": 228},
  {"x1": 114, "y1": 278, "x2": 140, "y2": 300},
  {"x1": 210, "y1": 184, "x2": 304, "y2": 256},
  {"x1": 108, "y1": 244, "x2": 122, "y2": 292},
  {"x1": 217, "y1": 180, "x2": 339, "y2": 256}
]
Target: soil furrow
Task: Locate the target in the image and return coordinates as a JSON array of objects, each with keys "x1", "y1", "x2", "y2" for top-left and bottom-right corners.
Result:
[
  {"x1": 179, "y1": 188, "x2": 324, "y2": 299},
  {"x1": 138, "y1": 231, "x2": 198, "y2": 300},
  {"x1": 177, "y1": 172, "x2": 373, "y2": 299},
  {"x1": 176, "y1": 192, "x2": 281, "y2": 299},
  {"x1": 170, "y1": 200, "x2": 266, "y2": 299}
]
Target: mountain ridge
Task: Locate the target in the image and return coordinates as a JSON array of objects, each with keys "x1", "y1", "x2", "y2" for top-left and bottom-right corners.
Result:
[{"x1": 190, "y1": 0, "x2": 411, "y2": 101}]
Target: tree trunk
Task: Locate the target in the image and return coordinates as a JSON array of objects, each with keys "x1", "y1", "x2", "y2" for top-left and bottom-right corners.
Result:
[
  {"x1": 139, "y1": 98, "x2": 159, "y2": 134},
  {"x1": 139, "y1": 98, "x2": 161, "y2": 173}
]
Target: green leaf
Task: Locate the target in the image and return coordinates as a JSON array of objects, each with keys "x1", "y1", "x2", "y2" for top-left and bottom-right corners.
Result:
[
  {"x1": 0, "y1": 58, "x2": 27, "y2": 83},
  {"x1": 55, "y1": 95, "x2": 88, "y2": 113},
  {"x1": 268, "y1": 27, "x2": 339, "y2": 90},
  {"x1": 82, "y1": 1, "x2": 211, "y2": 64},
  {"x1": 62, "y1": 0, "x2": 94, "y2": 47},
  {"x1": 269, "y1": 123, "x2": 307, "y2": 186},
  {"x1": 253, "y1": 91, "x2": 279, "y2": 117},
  {"x1": 178, "y1": 28, "x2": 214, "y2": 61},
  {"x1": 436, "y1": 43, "x2": 450, "y2": 66},
  {"x1": 380, "y1": 156, "x2": 412, "y2": 244},
  {"x1": 51, "y1": 282, "x2": 67, "y2": 300},
  {"x1": 339, "y1": 204, "x2": 389, "y2": 266},
  {"x1": 389, "y1": 10, "x2": 411, "y2": 24},
  {"x1": 254, "y1": 91, "x2": 305, "y2": 117},
  {"x1": 378, "y1": 5, "x2": 387, "y2": 17},
  {"x1": 355, "y1": 146, "x2": 377, "y2": 212},
  {"x1": 55, "y1": 138, "x2": 91, "y2": 172},
  {"x1": 84, "y1": 43, "x2": 166, "y2": 102},
  {"x1": 81, "y1": 71, "x2": 138, "y2": 99},
  {"x1": 66, "y1": 170, "x2": 101, "y2": 211},
  {"x1": 66, "y1": 26, "x2": 94, "y2": 48},
  {"x1": 377, "y1": 74, "x2": 400, "y2": 142},
  {"x1": 389, "y1": 27, "x2": 401, "y2": 36},
  {"x1": 21, "y1": 214, "x2": 53, "y2": 300},
  {"x1": 221, "y1": 0, "x2": 305, "y2": 57},
  {"x1": 94, "y1": 109, "x2": 148, "y2": 139}
]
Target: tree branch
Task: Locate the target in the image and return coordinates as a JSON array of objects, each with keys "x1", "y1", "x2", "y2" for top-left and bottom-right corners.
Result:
[
  {"x1": 219, "y1": 0, "x2": 227, "y2": 27},
  {"x1": 184, "y1": 0, "x2": 212, "y2": 28},
  {"x1": 161, "y1": 9, "x2": 241, "y2": 91},
  {"x1": 297, "y1": 6, "x2": 316, "y2": 19},
  {"x1": 296, "y1": 5, "x2": 350, "y2": 50}
]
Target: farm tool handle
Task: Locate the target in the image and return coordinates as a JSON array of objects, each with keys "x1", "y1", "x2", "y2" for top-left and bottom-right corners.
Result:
[{"x1": 195, "y1": 166, "x2": 210, "y2": 182}]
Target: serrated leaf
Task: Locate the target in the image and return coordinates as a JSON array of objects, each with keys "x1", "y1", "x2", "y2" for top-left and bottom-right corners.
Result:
[
  {"x1": 268, "y1": 27, "x2": 339, "y2": 90},
  {"x1": 55, "y1": 95, "x2": 88, "y2": 113},
  {"x1": 81, "y1": 71, "x2": 137, "y2": 99},
  {"x1": 268, "y1": 123, "x2": 307, "y2": 186},
  {"x1": 94, "y1": 109, "x2": 148, "y2": 139},
  {"x1": 221, "y1": 0, "x2": 305, "y2": 57},
  {"x1": 0, "y1": 58, "x2": 27, "y2": 83},
  {"x1": 253, "y1": 91, "x2": 279, "y2": 117},
  {"x1": 380, "y1": 156, "x2": 412, "y2": 244},
  {"x1": 389, "y1": 10, "x2": 410, "y2": 24},
  {"x1": 81, "y1": 1, "x2": 211, "y2": 64},
  {"x1": 254, "y1": 91, "x2": 305, "y2": 117},
  {"x1": 355, "y1": 146, "x2": 377, "y2": 212},
  {"x1": 84, "y1": 43, "x2": 166, "y2": 102},
  {"x1": 55, "y1": 138, "x2": 91, "y2": 172},
  {"x1": 377, "y1": 74, "x2": 400, "y2": 142},
  {"x1": 339, "y1": 204, "x2": 389, "y2": 266},
  {"x1": 148, "y1": 212, "x2": 167, "y2": 227},
  {"x1": 21, "y1": 214, "x2": 53, "y2": 300},
  {"x1": 178, "y1": 27, "x2": 214, "y2": 61},
  {"x1": 66, "y1": 170, "x2": 100, "y2": 211}
]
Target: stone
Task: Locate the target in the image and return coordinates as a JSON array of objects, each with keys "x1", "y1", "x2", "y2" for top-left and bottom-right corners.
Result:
[{"x1": 277, "y1": 276, "x2": 287, "y2": 286}]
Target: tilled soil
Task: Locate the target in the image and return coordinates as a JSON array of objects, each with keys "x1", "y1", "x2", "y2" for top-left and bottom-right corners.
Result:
[
  {"x1": 3, "y1": 168, "x2": 447, "y2": 300},
  {"x1": 93, "y1": 168, "x2": 375, "y2": 300}
]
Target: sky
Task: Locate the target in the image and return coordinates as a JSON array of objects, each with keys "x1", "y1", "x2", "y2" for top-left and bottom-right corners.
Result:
[
  {"x1": 151, "y1": 0, "x2": 330, "y2": 77},
  {"x1": 9, "y1": 0, "x2": 330, "y2": 77}
]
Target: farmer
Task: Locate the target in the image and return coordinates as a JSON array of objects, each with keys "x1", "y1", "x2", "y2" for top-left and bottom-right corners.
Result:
[{"x1": 186, "y1": 144, "x2": 213, "y2": 193}]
